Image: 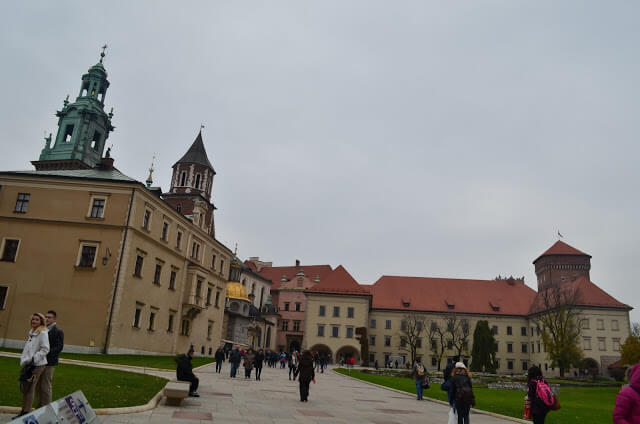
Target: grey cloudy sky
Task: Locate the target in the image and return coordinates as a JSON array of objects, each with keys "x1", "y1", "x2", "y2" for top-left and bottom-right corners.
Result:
[{"x1": 1, "y1": 2, "x2": 638, "y2": 321}]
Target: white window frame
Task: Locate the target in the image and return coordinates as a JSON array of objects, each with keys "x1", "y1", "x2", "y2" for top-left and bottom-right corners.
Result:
[
  {"x1": 76, "y1": 241, "x2": 100, "y2": 268},
  {"x1": 87, "y1": 193, "x2": 109, "y2": 219},
  {"x1": 0, "y1": 237, "x2": 21, "y2": 263}
]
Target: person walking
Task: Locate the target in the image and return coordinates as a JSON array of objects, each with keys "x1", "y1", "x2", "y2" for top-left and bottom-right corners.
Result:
[
  {"x1": 297, "y1": 350, "x2": 315, "y2": 402},
  {"x1": 442, "y1": 357, "x2": 459, "y2": 404},
  {"x1": 449, "y1": 362, "x2": 474, "y2": 424},
  {"x1": 254, "y1": 349, "x2": 265, "y2": 381},
  {"x1": 229, "y1": 346, "x2": 242, "y2": 378},
  {"x1": 176, "y1": 347, "x2": 199, "y2": 397},
  {"x1": 613, "y1": 362, "x2": 640, "y2": 424},
  {"x1": 34, "y1": 310, "x2": 63, "y2": 408},
  {"x1": 214, "y1": 347, "x2": 225, "y2": 373},
  {"x1": 289, "y1": 351, "x2": 299, "y2": 381},
  {"x1": 412, "y1": 359, "x2": 427, "y2": 400},
  {"x1": 14, "y1": 313, "x2": 50, "y2": 419},
  {"x1": 244, "y1": 348, "x2": 255, "y2": 379},
  {"x1": 527, "y1": 365, "x2": 553, "y2": 424}
]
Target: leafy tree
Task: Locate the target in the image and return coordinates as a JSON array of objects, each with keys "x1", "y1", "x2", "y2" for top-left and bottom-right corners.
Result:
[
  {"x1": 398, "y1": 312, "x2": 425, "y2": 366},
  {"x1": 533, "y1": 282, "x2": 584, "y2": 377},
  {"x1": 427, "y1": 319, "x2": 447, "y2": 371},
  {"x1": 621, "y1": 335, "x2": 640, "y2": 366},
  {"x1": 470, "y1": 320, "x2": 497, "y2": 373}
]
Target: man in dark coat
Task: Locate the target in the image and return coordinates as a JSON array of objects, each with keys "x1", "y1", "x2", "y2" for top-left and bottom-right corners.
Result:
[
  {"x1": 36, "y1": 310, "x2": 64, "y2": 407},
  {"x1": 177, "y1": 347, "x2": 199, "y2": 396},
  {"x1": 229, "y1": 345, "x2": 242, "y2": 378},
  {"x1": 297, "y1": 350, "x2": 315, "y2": 402},
  {"x1": 214, "y1": 347, "x2": 225, "y2": 373}
]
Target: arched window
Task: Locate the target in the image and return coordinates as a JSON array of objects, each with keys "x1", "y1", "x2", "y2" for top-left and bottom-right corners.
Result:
[
  {"x1": 180, "y1": 171, "x2": 187, "y2": 186},
  {"x1": 195, "y1": 174, "x2": 201, "y2": 189},
  {"x1": 176, "y1": 204, "x2": 182, "y2": 213}
]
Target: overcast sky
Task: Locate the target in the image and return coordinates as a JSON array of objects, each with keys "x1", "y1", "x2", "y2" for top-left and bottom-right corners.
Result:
[{"x1": 1, "y1": 2, "x2": 638, "y2": 322}]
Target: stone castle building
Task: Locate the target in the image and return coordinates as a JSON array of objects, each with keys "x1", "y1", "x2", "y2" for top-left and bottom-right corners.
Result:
[
  {"x1": 0, "y1": 52, "x2": 232, "y2": 356},
  {"x1": 301, "y1": 241, "x2": 631, "y2": 377}
]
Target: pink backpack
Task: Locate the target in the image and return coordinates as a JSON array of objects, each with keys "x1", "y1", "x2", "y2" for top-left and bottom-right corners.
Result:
[{"x1": 535, "y1": 379, "x2": 555, "y2": 407}]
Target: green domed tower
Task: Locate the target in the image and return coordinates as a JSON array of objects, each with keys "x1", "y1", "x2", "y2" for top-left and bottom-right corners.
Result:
[{"x1": 33, "y1": 47, "x2": 115, "y2": 170}]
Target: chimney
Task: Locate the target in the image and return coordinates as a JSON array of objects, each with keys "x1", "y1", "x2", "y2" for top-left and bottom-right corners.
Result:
[{"x1": 295, "y1": 259, "x2": 300, "y2": 267}]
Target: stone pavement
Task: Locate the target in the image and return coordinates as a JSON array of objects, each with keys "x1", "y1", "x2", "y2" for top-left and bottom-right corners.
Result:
[{"x1": 1, "y1": 363, "x2": 518, "y2": 423}]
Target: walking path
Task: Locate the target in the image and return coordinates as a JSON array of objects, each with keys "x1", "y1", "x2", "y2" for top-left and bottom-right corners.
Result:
[{"x1": 1, "y1": 363, "x2": 518, "y2": 423}]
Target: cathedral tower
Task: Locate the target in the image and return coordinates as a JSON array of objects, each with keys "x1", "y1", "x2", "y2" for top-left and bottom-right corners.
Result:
[{"x1": 33, "y1": 47, "x2": 115, "y2": 170}]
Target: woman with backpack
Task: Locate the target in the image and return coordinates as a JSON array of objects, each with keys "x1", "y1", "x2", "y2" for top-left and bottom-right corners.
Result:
[
  {"x1": 528, "y1": 365, "x2": 560, "y2": 423},
  {"x1": 449, "y1": 362, "x2": 474, "y2": 424},
  {"x1": 412, "y1": 359, "x2": 427, "y2": 400},
  {"x1": 613, "y1": 362, "x2": 640, "y2": 424}
]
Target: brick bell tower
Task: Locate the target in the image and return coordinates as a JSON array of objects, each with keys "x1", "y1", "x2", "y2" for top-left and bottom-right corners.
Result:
[
  {"x1": 163, "y1": 129, "x2": 217, "y2": 237},
  {"x1": 533, "y1": 240, "x2": 592, "y2": 291}
]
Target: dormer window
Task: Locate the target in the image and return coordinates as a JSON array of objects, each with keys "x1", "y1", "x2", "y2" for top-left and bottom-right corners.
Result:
[
  {"x1": 445, "y1": 300, "x2": 455, "y2": 310},
  {"x1": 490, "y1": 302, "x2": 500, "y2": 312},
  {"x1": 402, "y1": 298, "x2": 410, "y2": 307}
]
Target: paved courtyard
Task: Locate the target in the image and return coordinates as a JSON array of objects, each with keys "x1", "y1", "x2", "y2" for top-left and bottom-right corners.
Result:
[{"x1": 1, "y1": 363, "x2": 517, "y2": 423}]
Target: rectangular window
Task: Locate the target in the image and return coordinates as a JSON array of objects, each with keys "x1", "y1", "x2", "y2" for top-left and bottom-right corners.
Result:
[
  {"x1": 333, "y1": 306, "x2": 340, "y2": 317},
  {"x1": 282, "y1": 320, "x2": 289, "y2": 331},
  {"x1": 90, "y1": 198, "x2": 105, "y2": 218},
  {"x1": 346, "y1": 327, "x2": 354, "y2": 338},
  {"x1": 385, "y1": 320, "x2": 391, "y2": 329},
  {"x1": 507, "y1": 326, "x2": 512, "y2": 335},
  {"x1": 195, "y1": 279, "x2": 203, "y2": 298},
  {"x1": 613, "y1": 338, "x2": 621, "y2": 351},
  {"x1": 347, "y1": 307, "x2": 354, "y2": 318},
  {"x1": 370, "y1": 335, "x2": 376, "y2": 346},
  {"x1": 0, "y1": 286, "x2": 8, "y2": 309},
  {"x1": 400, "y1": 338, "x2": 407, "y2": 347},
  {"x1": 612, "y1": 320, "x2": 619, "y2": 331},
  {"x1": 134, "y1": 255, "x2": 144, "y2": 277},
  {"x1": 431, "y1": 357, "x2": 437, "y2": 366},
  {"x1": 582, "y1": 319, "x2": 590, "y2": 329},
  {"x1": 332, "y1": 326, "x2": 339, "y2": 337},
  {"x1": 369, "y1": 353, "x2": 375, "y2": 363},
  {"x1": 416, "y1": 338, "x2": 422, "y2": 348},
  {"x1": 317, "y1": 325, "x2": 325, "y2": 337},
  {"x1": 522, "y1": 361, "x2": 528, "y2": 371},
  {"x1": 507, "y1": 360, "x2": 514, "y2": 370},
  {"x1": 215, "y1": 291, "x2": 220, "y2": 307},
  {"x1": 133, "y1": 303, "x2": 143, "y2": 328},
  {"x1": 168, "y1": 311, "x2": 175, "y2": 332},
  {"x1": 284, "y1": 302, "x2": 290, "y2": 311},
  {"x1": 431, "y1": 340, "x2": 437, "y2": 350},
  {"x1": 295, "y1": 302, "x2": 301, "y2": 312},
  {"x1": 521, "y1": 327, "x2": 527, "y2": 336},
  {"x1": 0, "y1": 239, "x2": 20, "y2": 262},
  {"x1": 14, "y1": 193, "x2": 30, "y2": 213},
  {"x1": 293, "y1": 320, "x2": 301, "y2": 332},
  {"x1": 211, "y1": 254, "x2": 216, "y2": 269},
  {"x1": 597, "y1": 319, "x2": 605, "y2": 330},
  {"x1": 169, "y1": 270, "x2": 177, "y2": 290},
  {"x1": 220, "y1": 260, "x2": 224, "y2": 274},
  {"x1": 537, "y1": 341, "x2": 541, "y2": 353},
  {"x1": 522, "y1": 343, "x2": 528, "y2": 353},
  {"x1": 447, "y1": 340, "x2": 453, "y2": 349},
  {"x1": 385, "y1": 335, "x2": 391, "y2": 346},
  {"x1": 148, "y1": 310, "x2": 156, "y2": 331},
  {"x1": 161, "y1": 222, "x2": 169, "y2": 241},
  {"x1": 176, "y1": 231, "x2": 182, "y2": 249},
  {"x1": 191, "y1": 242, "x2": 200, "y2": 260},
  {"x1": 495, "y1": 342, "x2": 499, "y2": 352},
  {"x1": 319, "y1": 305, "x2": 326, "y2": 316},
  {"x1": 583, "y1": 337, "x2": 592, "y2": 350},
  {"x1": 181, "y1": 319, "x2": 190, "y2": 336},
  {"x1": 370, "y1": 319, "x2": 376, "y2": 328},
  {"x1": 142, "y1": 209, "x2": 151, "y2": 230},
  {"x1": 77, "y1": 244, "x2": 97, "y2": 268},
  {"x1": 207, "y1": 320, "x2": 213, "y2": 339},
  {"x1": 491, "y1": 325, "x2": 498, "y2": 335},
  {"x1": 598, "y1": 337, "x2": 606, "y2": 351},
  {"x1": 153, "y1": 264, "x2": 162, "y2": 285},
  {"x1": 531, "y1": 327, "x2": 534, "y2": 336},
  {"x1": 206, "y1": 287, "x2": 212, "y2": 305}
]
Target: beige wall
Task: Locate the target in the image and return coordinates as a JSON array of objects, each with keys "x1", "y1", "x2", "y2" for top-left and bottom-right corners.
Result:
[
  {"x1": 303, "y1": 293, "x2": 369, "y2": 360},
  {"x1": 0, "y1": 174, "x2": 231, "y2": 356}
]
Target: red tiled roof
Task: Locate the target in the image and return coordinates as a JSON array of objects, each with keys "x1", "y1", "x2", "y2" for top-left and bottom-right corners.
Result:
[
  {"x1": 529, "y1": 277, "x2": 631, "y2": 314},
  {"x1": 369, "y1": 276, "x2": 538, "y2": 316},
  {"x1": 306, "y1": 265, "x2": 370, "y2": 295},
  {"x1": 249, "y1": 263, "x2": 333, "y2": 290},
  {"x1": 533, "y1": 240, "x2": 591, "y2": 263}
]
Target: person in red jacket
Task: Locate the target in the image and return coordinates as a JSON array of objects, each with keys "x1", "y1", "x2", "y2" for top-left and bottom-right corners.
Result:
[{"x1": 614, "y1": 362, "x2": 640, "y2": 424}]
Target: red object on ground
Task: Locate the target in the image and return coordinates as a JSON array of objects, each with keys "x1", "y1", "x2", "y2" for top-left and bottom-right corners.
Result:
[{"x1": 523, "y1": 395, "x2": 531, "y2": 419}]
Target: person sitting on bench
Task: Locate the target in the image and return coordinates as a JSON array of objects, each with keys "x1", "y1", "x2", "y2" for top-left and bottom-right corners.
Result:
[{"x1": 176, "y1": 347, "x2": 199, "y2": 397}]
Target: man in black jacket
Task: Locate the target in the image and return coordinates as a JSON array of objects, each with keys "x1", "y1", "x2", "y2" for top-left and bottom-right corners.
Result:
[
  {"x1": 214, "y1": 347, "x2": 225, "y2": 373},
  {"x1": 36, "y1": 310, "x2": 64, "y2": 407},
  {"x1": 177, "y1": 347, "x2": 199, "y2": 397}
]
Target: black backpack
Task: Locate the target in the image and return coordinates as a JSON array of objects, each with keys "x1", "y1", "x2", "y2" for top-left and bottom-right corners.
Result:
[{"x1": 455, "y1": 378, "x2": 475, "y2": 408}]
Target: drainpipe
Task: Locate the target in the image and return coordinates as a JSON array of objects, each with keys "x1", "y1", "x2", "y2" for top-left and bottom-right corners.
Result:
[{"x1": 103, "y1": 187, "x2": 135, "y2": 354}]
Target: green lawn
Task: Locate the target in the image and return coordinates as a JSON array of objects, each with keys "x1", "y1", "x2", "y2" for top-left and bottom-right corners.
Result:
[
  {"x1": 0, "y1": 348, "x2": 214, "y2": 370},
  {"x1": 335, "y1": 368, "x2": 619, "y2": 424},
  {"x1": 0, "y1": 357, "x2": 167, "y2": 408}
]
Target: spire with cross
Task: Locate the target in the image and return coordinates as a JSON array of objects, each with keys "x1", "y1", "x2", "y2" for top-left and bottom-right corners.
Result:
[{"x1": 100, "y1": 44, "x2": 108, "y2": 63}]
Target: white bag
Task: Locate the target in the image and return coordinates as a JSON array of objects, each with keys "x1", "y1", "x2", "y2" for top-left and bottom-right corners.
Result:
[{"x1": 448, "y1": 407, "x2": 457, "y2": 424}]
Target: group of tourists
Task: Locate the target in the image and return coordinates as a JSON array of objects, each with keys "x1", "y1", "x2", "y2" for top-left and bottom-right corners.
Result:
[{"x1": 13, "y1": 311, "x2": 64, "y2": 419}]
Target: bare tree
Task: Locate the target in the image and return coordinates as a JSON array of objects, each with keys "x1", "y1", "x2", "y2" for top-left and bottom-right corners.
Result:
[
  {"x1": 533, "y1": 282, "x2": 585, "y2": 377},
  {"x1": 446, "y1": 315, "x2": 471, "y2": 359},
  {"x1": 398, "y1": 312, "x2": 425, "y2": 366},
  {"x1": 427, "y1": 319, "x2": 447, "y2": 371}
]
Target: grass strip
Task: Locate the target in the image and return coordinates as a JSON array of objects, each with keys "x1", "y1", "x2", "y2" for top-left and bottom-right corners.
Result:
[
  {"x1": 0, "y1": 348, "x2": 214, "y2": 370},
  {"x1": 335, "y1": 368, "x2": 618, "y2": 424},
  {"x1": 0, "y1": 357, "x2": 167, "y2": 408}
]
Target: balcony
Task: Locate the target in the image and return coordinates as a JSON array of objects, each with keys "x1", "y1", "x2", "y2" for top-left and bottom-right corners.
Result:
[{"x1": 183, "y1": 295, "x2": 205, "y2": 318}]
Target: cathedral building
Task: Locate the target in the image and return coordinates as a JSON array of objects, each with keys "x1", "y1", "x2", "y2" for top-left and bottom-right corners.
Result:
[{"x1": 0, "y1": 52, "x2": 232, "y2": 356}]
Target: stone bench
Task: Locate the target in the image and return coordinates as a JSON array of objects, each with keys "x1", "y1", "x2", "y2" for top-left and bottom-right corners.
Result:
[{"x1": 164, "y1": 381, "x2": 190, "y2": 406}]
